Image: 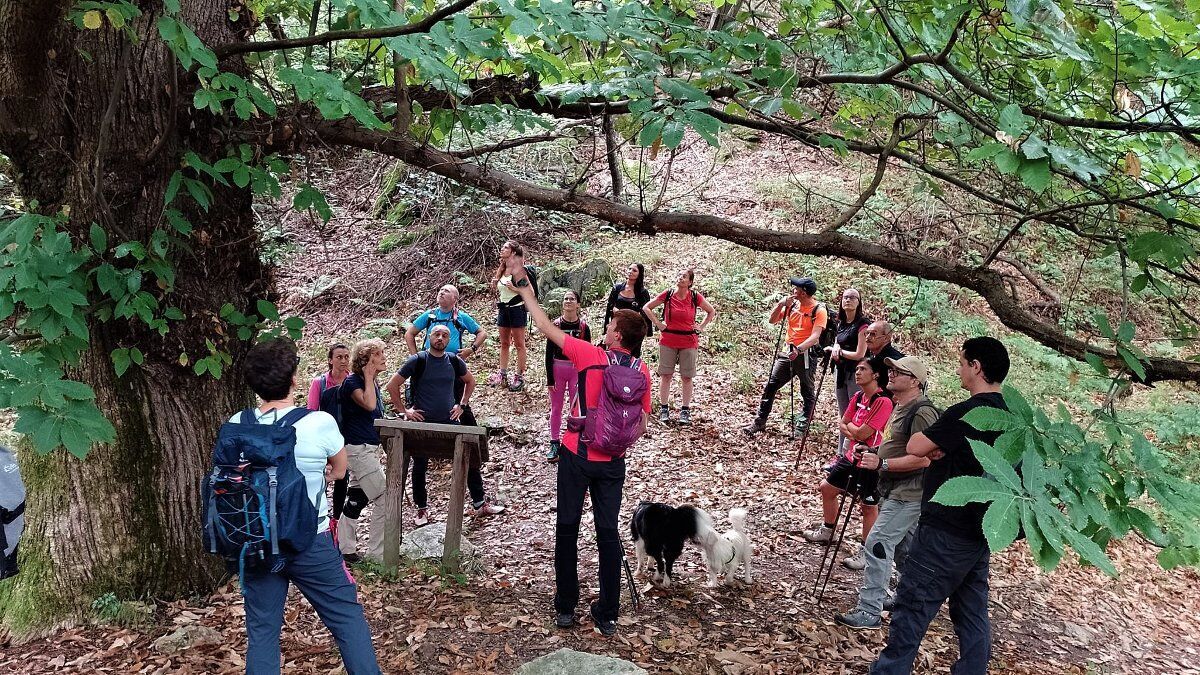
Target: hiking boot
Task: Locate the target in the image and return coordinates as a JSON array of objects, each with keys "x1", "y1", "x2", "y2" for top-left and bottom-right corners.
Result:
[
  {"x1": 555, "y1": 612, "x2": 576, "y2": 629},
  {"x1": 842, "y1": 549, "x2": 867, "y2": 570},
  {"x1": 794, "y1": 416, "x2": 810, "y2": 434},
  {"x1": 802, "y1": 525, "x2": 833, "y2": 543},
  {"x1": 414, "y1": 508, "x2": 430, "y2": 527},
  {"x1": 742, "y1": 418, "x2": 766, "y2": 435},
  {"x1": 474, "y1": 498, "x2": 506, "y2": 517},
  {"x1": 658, "y1": 405, "x2": 671, "y2": 424},
  {"x1": 546, "y1": 440, "x2": 561, "y2": 462},
  {"x1": 508, "y1": 374, "x2": 526, "y2": 391},
  {"x1": 883, "y1": 594, "x2": 897, "y2": 612},
  {"x1": 679, "y1": 407, "x2": 692, "y2": 425},
  {"x1": 835, "y1": 609, "x2": 881, "y2": 630},
  {"x1": 487, "y1": 371, "x2": 507, "y2": 387}
]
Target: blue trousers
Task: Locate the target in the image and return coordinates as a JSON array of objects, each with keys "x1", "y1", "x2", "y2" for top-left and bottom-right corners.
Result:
[
  {"x1": 871, "y1": 525, "x2": 992, "y2": 675},
  {"x1": 242, "y1": 531, "x2": 381, "y2": 675}
]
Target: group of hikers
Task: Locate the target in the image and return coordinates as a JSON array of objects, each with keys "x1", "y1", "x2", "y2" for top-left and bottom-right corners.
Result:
[{"x1": 220, "y1": 240, "x2": 1011, "y2": 675}]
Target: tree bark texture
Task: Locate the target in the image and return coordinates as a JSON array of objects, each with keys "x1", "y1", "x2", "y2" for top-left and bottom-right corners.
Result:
[{"x1": 0, "y1": 2, "x2": 270, "y2": 628}]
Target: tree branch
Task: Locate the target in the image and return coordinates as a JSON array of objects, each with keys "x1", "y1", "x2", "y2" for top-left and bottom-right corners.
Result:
[
  {"x1": 448, "y1": 130, "x2": 574, "y2": 158},
  {"x1": 820, "y1": 116, "x2": 905, "y2": 233},
  {"x1": 307, "y1": 118, "x2": 1200, "y2": 384},
  {"x1": 213, "y1": 0, "x2": 480, "y2": 59}
]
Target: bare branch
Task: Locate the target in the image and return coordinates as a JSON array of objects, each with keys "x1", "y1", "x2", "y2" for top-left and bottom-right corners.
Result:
[
  {"x1": 820, "y1": 116, "x2": 906, "y2": 234},
  {"x1": 448, "y1": 130, "x2": 575, "y2": 158},
  {"x1": 308, "y1": 118, "x2": 1200, "y2": 384}
]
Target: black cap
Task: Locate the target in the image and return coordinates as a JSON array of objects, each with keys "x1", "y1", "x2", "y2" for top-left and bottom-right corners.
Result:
[{"x1": 790, "y1": 277, "x2": 817, "y2": 295}]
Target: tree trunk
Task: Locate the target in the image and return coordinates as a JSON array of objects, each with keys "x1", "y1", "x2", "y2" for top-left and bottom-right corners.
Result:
[{"x1": 0, "y1": 2, "x2": 270, "y2": 630}]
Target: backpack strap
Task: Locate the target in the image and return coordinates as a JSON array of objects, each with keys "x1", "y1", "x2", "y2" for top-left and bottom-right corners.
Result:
[
  {"x1": 319, "y1": 373, "x2": 329, "y2": 394},
  {"x1": 410, "y1": 352, "x2": 429, "y2": 403},
  {"x1": 903, "y1": 401, "x2": 939, "y2": 436},
  {"x1": 277, "y1": 408, "x2": 311, "y2": 427},
  {"x1": 0, "y1": 501, "x2": 24, "y2": 525},
  {"x1": 239, "y1": 408, "x2": 258, "y2": 425}
]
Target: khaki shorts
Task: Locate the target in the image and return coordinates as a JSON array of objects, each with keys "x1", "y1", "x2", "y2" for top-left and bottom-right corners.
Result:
[
  {"x1": 345, "y1": 443, "x2": 386, "y2": 501},
  {"x1": 658, "y1": 345, "x2": 698, "y2": 378}
]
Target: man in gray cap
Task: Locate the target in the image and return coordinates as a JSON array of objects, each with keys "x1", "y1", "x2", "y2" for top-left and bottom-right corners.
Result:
[
  {"x1": 835, "y1": 355, "x2": 938, "y2": 630},
  {"x1": 744, "y1": 277, "x2": 828, "y2": 434}
]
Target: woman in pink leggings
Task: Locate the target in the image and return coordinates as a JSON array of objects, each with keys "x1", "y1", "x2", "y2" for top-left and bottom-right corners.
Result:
[{"x1": 544, "y1": 289, "x2": 591, "y2": 461}]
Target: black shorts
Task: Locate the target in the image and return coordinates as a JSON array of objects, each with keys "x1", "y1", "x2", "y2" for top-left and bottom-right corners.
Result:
[
  {"x1": 497, "y1": 302, "x2": 528, "y2": 328},
  {"x1": 825, "y1": 456, "x2": 880, "y2": 505}
]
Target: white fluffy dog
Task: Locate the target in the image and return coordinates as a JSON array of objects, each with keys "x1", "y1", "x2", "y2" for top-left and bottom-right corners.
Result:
[{"x1": 696, "y1": 508, "x2": 752, "y2": 587}]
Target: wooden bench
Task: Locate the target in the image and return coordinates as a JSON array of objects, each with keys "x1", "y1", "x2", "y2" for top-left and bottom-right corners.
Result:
[{"x1": 373, "y1": 418, "x2": 489, "y2": 572}]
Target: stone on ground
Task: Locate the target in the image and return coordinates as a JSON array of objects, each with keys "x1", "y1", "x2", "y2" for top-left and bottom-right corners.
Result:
[
  {"x1": 515, "y1": 648, "x2": 647, "y2": 675},
  {"x1": 400, "y1": 522, "x2": 475, "y2": 561}
]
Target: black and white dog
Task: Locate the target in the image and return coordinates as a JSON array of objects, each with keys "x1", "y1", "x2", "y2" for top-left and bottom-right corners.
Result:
[{"x1": 629, "y1": 501, "x2": 710, "y2": 588}]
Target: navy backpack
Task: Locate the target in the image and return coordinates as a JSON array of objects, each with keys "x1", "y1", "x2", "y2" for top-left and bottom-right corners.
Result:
[
  {"x1": 202, "y1": 408, "x2": 318, "y2": 577},
  {"x1": 316, "y1": 373, "x2": 344, "y2": 427}
]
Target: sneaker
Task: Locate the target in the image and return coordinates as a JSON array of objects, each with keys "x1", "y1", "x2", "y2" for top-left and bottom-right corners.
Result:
[
  {"x1": 487, "y1": 371, "x2": 507, "y2": 387},
  {"x1": 590, "y1": 611, "x2": 617, "y2": 636},
  {"x1": 659, "y1": 406, "x2": 671, "y2": 424},
  {"x1": 883, "y1": 594, "x2": 896, "y2": 612},
  {"x1": 474, "y1": 498, "x2": 506, "y2": 517},
  {"x1": 414, "y1": 508, "x2": 430, "y2": 527},
  {"x1": 842, "y1": 549, "x2": 867, "y2": 570},
  {"x1": 742, "y1": 418, "x2": 766, "y2": 435},
  {"x1": 546, "y1": 440, "x2": 561, "y2": 462},
  {"x1": 678, "y1": 408, "x2": 692, "y2": 425},
  {"x1": 794, "y1": 416, "x2": 810, "y2": 433},
  {"x1": 508, "y1": 374, "x2": 526, "y2": 392},
  {"x1": 801, "y1": 525, "x2": 833, "y2": 543},
  {"x1": 834, "y1": 609, "x2": 881, "y2": 630},
  {"x1": 555, "y1": 612, "x2": 576, "y2": 629}
]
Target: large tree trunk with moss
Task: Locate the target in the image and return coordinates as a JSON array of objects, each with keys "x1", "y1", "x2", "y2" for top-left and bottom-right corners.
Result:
[{"x1": 0, "y1": 2, "x2": 268, "y2": 629}]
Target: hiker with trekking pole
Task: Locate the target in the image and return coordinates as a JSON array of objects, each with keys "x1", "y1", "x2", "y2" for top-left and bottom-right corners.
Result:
[
  {"x1": 743, "y1": 277, "x2": 831, "y2": 436},
  {"x1": 801, "y1": 358, "x2": 893, "y2": 572},
  {"x1": 811, "y1": 440, "x2": 872, "y2": 606}
]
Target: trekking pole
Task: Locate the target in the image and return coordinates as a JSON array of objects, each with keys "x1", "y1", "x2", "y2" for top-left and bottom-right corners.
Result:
[
  {"x1": 619, "y1": 534, "x2": 641, "y2": 611},
  {"x1": 793, "y1": 355, "x2": 830, "y2": 471},
  {"x1": 810, "y1": 484, "x2": 853, "y2": 602},
  {"x1": 814, "y1": 488, "x2": 860, "y2": 606}
]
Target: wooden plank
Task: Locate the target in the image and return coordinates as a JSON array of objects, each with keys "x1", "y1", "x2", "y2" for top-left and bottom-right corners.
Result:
[
  {"x1": 442, "y1": 435, "x2": 467, "y2": 572},
  {"x1": 375, "y1": 418, "x2": 487, "y2": 438},
  {"x1": 382, "y1": 432, "x2": 405, "y2": 572}
]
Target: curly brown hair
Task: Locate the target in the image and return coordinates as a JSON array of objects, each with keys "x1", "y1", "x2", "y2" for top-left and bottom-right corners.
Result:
[{"x1": 351, "y1": 338, "x2": 386, "y2": 376}]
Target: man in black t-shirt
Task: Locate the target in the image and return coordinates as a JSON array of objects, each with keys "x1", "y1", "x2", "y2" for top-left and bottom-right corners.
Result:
[{"x1": 871, "y1": 337, "x2": 1010, "y2": 675}]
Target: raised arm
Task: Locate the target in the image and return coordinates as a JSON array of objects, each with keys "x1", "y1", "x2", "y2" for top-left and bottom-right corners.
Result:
[{"x1": 508, "y1": 280, "x2": 567, "y2": 348}]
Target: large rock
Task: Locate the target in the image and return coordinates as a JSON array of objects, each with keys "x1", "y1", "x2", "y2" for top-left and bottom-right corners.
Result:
[
  {"x1": 536, "y1": 259, "x2": 615, "y2": 307},
  {"x1": 400, "y1": 522, "x2": 475, "y2": 561},
  {"x1": 515, "y1": 648, "x2": 647, "y2": 675},
  {"x1": 152, "y1": 625, "x2": 223, "y2": 654}
]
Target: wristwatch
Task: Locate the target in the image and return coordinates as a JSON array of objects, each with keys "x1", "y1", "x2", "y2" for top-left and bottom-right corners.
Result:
[{"x1": 880, "y1": 458, "x2": 890, "y2": 472}]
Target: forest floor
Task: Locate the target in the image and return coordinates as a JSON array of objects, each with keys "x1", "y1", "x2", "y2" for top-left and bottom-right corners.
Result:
[{"x1": 4, "y1": 135, "x2": 1200, "y2": 673}]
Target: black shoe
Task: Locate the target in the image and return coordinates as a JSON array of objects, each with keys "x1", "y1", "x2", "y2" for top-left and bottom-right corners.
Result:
[
  {"x1": 590, "y1": 607, "x2": 617, "y2": 636},
  {"x1": 555, "y1": 612, "x2": 576, "y2": 628},
  {"x1": 342, "y1": 552, "x2": 362, "y2": 564}
]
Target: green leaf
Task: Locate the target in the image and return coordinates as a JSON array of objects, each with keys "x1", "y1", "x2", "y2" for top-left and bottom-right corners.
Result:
[
  {"x1": 1056, "y1": 520, "x2": 1118, "y2": 576},
  {"x1": 963, "y1": 406, "x2": 1022, "y2": 432},
  {"x1": 997, "y1": 103, "x2": 1033, "y2": 136},
  {"x1": 661, "y1": 120, "x2": 686, "y2": 149},
  {"x1": 59, "y1": 420, "x2": 92, "y2": 458},
  {"x1": 111, "y1": 348, "x2": 131, "y2": 377},
  {"x1": 1117, "y1": 346, "x2": 1147, "y2": 381},
  {"x1": 993, "y1": 149, "x2": 1021, "y2": 174},
  {"x1": 1084, "y1": 352, "x2": 1109, "y2": 377},
  {"x1": 164, "y1": 171, "x2": 182, "y2": 206},
  {"x1": 256, "y1": 299, "x2": 280, "y2": 321},
  {"x1": 1094, "y1": 312, "x2": 1115, "y2": 340},
  {"x1": 969, "y1": 439, "x2": 1023, "y2": 491},
  {"x1": 931, "y1": 476, "x2": 1016, "y2": 506},
  {"x1": 1017, "y1": 158, "x2": 1051, "y2": 193},
  {"x1": 89, "y1": 224, "x2": 108, "y2": 252},
  {"x1": 982, "y1": 494, "x2": 1021, "y2": 553}
]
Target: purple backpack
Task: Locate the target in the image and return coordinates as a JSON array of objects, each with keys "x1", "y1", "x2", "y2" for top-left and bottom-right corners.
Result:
[{"x1": 568, "y1": 352, "x2": 648, "y2": 458}]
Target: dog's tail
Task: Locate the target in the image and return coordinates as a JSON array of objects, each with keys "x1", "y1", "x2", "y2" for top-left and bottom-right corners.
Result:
[
  {"x1": 728, "y1": 508, "x2": 748, "y2": 536},
  {"x1": 687, "y1": 506, "x2": 717, "y2": 543}
]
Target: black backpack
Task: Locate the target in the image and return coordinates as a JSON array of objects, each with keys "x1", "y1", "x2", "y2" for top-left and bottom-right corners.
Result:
[
  {"x1": 1, "y1": 445, "x2": 23, "y2": 581},
  {"x1": 514, "y1": 264, "x2": 540, "y2": 300},
  {"x1": 813, "y1": 303, "x2": 837, "y2": 349},
  {"x1": 317, "y1": 374, "x2": 343, "y2": 427}
]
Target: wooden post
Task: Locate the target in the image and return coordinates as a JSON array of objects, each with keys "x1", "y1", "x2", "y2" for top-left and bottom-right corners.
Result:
[
  {"x1": 383, "y1": 431, "x2": 406, "y2": 572},
  {"x1": 442, "y1": 434, "x2": 467, "y2": 571}
]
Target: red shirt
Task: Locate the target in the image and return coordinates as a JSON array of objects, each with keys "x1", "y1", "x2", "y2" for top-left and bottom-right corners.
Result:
[
  {"x1": 842, "y1": 390, "x2": 893, "y2": 460},
  {"x1": 560, "y1": 336, "x2": 653, "y2": 462},
  {"x1": 655, "y1": 290, "x2": 706, "y2": 350}
]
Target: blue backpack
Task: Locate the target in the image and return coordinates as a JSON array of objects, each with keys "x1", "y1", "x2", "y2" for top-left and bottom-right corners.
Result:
[{"x1": 202, "y1": 408, "x2": 318, "y2": 576}]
